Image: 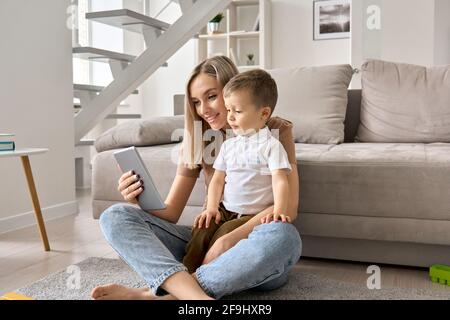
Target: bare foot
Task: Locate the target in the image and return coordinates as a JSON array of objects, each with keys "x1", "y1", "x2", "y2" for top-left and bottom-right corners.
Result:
[{"x1": 91, "y1": 284, "x2": 176, "y2": 300}]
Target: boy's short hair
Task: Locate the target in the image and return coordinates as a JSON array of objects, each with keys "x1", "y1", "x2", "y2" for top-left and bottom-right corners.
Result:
[{"x1": 223, "y1": 69, "x2": 278, "y2": 114}]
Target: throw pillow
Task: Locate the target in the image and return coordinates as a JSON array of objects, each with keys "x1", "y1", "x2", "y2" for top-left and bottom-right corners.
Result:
[
  {"x1": 94, "y1": 115, "x2": 184, "y2": 153},
  {"x1": 269, "y1": 64, "x2": 353, "y2": 144},
  {"x1": 356, "y1": 59, "x2": 450, "y2": 142}
]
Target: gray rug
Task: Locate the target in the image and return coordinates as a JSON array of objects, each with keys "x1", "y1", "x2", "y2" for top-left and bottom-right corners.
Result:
[{"x1": 16, "y1": 257, "x2": 450, "y2": 300}]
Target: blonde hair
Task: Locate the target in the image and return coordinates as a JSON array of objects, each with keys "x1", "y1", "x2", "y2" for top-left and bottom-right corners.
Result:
[{"x1": 182, "y1": 56, "x2": 239, "y2": 169}]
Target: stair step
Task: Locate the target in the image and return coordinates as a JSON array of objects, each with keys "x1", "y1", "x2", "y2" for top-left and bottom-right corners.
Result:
[
  {"x1": 86, "y1": 9, "x2": 171, "y2": 33},
  {"x1": 76, "y1": 139, "x2": 95, "y2": 146},
  {"x1": 73, "y1": 47, "x2": 168, "y2": 67},
  {"x1": 74, "y1": 84, "x2": 139, "y2": 94},
  {"x1": 106, "y1": 113, "x2": 142, "y2": 119},
  {"x1": 73, "y1": 47, "x2": 136, "y2": 63},
  {"x1": 73, "y1": 102, "x2": 129, "y2": 108},
  {"x1": 232, "y1": 0, "x2": 259, "y2": 6}
]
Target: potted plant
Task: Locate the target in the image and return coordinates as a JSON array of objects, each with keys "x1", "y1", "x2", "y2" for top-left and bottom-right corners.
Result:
[
  {"x1": 207, "y1": 13, "x2": 224, "y2": 35},
  {"x1": 246, "y1": 53, "x2": 255, "y2": 66}
]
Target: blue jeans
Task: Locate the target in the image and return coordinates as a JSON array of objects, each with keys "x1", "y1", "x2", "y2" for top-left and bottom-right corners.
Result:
[{"x1": 99, "y1": 203, "x2": 302, "y2": 299}]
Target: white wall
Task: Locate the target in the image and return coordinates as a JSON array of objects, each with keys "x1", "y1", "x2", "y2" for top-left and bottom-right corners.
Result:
[
  {"x1": 141, "y1": 42, "x2": 196, "y2": 117},
  {"x1": 351, "y1": 0, "x2": 445, "y2": 88},
  {"x1": 0, "y1": 0, "x2": 77, "y2": 233},
  {"x1": 141, "y1": 0, "x2": 197, "y2": 118},
  {"x1": 268, "y1": 0, "x2": 448, "y2": 77},
  {"x1": 434, "y1": 0, "x2": 450, "y2": 65},
  {"x1": 381, "y1": 0, "x2": 435, "y2": 66},
  {"x1": 271, "y1": 0, "x2": 351, "y2": 68},
  {"x1": 352, "y1": 0, "x2": 450, "y2": 66}
]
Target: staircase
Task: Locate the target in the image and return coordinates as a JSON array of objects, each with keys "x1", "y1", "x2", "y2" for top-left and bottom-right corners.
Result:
[
  {"x1": 73, "y1": 0, "x2": 232, "y2": 144},
  {"x1": 72, "y1": 46, "x2": 141, "y2": 148},
  {"x1": 72, "y1": 0, "x2": 232, "y2": 188}
]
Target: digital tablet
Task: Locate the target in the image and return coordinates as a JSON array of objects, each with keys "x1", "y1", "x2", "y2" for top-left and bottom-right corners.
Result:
[{"x1": 113, "y1": 146, "x2": 166, "y2": 211}]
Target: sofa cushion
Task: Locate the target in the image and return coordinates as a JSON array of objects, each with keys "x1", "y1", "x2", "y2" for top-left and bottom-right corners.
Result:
[
  {"x1": 356, "y1": 59, "x2": 450, "y2": 143},
  {"x1": 296, "y1": 142, "x2": 450, "y2": 221},
  {"x1": 94, "y1": 115, "x2": 185, "y2": 153},
  {"x1": 269, "y1": 64, "x2": 353, "y2": 144}
]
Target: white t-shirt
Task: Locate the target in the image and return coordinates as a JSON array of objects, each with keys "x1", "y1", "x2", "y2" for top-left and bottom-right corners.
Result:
[{"x1": 213, "y1": 126, "x2": 292, "y2": 215}]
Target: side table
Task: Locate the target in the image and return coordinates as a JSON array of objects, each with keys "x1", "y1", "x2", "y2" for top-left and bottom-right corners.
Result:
[{"x1": 0, "y1": 148, "x2": 50, "y2": 251}]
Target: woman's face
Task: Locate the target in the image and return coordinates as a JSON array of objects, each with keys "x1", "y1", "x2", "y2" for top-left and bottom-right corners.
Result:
[{"x1": 189, "y1": 73, "x2": 228, "y2": 130}]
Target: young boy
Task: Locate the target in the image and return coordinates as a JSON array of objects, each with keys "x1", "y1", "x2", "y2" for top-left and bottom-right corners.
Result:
[{"x1": 183, "y1": 69, "x2": 292, "y2": 273}]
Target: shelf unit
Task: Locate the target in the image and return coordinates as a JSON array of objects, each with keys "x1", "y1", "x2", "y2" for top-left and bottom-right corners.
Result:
[{"x1": 195, "y1": 0, "x2": 271, "y2": 70}]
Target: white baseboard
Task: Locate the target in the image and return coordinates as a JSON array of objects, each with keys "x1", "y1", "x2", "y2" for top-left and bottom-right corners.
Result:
[{"x1": 0, "y1": 200, "x2": 79, "y2": 235}]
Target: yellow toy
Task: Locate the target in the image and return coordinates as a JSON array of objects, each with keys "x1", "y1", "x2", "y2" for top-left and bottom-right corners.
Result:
[{"x1": 0, "y1": 292, "x2": 34, "y2": 300}]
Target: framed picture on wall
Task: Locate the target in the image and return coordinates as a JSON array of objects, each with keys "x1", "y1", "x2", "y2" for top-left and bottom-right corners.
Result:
[{"x1": 313, "y1": 0, "x2": 351, "y2": 40}]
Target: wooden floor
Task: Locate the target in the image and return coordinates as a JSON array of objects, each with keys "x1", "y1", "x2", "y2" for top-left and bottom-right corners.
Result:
[{"x1": 1, "y1": 189, "x2": 449, "y2": 297}]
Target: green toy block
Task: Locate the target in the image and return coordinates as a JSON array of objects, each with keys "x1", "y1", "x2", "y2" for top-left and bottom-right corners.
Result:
[{"x1": 429, "y1": 264, "x2": 450, "y2": 286}]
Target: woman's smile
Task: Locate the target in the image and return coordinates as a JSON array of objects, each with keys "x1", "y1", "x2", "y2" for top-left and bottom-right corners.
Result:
[{"x1": 205, "y1": 113, "x2": 220, "y2": 124}]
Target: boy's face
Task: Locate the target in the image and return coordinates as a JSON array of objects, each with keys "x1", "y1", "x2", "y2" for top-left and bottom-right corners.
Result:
[{"x1": 224, "y1": 89, "x2": 271, "y2": 136}]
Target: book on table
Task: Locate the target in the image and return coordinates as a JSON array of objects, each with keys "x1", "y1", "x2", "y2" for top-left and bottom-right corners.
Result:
[
  {"x1": 0, "y1": 142, "x2": 15, "y2": 151},
  {"x1": 0, "y1": 133, "x2": 15, "y2": 151}
]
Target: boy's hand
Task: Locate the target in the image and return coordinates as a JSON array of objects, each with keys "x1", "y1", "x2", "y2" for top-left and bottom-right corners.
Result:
[
  {"x1": 193, "y1": 209, "x2": 221, "y2": 229},
  {"x1": 260, "y1": 212, "x2": 291, "y2": 224}
]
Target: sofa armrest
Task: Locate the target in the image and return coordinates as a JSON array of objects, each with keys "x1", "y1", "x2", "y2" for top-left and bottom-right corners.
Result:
[{"x1": 94, "y1": 115, "x2": 184, "y2": 153}]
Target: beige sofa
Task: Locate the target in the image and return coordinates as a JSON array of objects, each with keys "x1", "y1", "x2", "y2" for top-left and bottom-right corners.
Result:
[{"x1": 92, "y1": 60, "x2": 450, "y2": 268}]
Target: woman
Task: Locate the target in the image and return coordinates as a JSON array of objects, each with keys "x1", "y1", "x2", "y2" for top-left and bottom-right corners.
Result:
[{"x1": 91, "y1": 56, "x2": 302, "y2": 300}]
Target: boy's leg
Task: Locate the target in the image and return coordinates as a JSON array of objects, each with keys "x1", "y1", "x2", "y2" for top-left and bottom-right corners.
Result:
[
  {"x1": 182, "y1": 205, "x2": 236, "y2": 273},
  {"x1": 183, "y1": 221, "x2": 221, "y2": 273},
  {"x1": 207, "y1": 215, "x2": 253, "y2": 250}
]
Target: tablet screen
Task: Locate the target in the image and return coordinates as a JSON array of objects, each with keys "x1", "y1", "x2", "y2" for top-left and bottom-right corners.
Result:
[{"x1": 113, "y1": 146, "x2": 166, "y2": 211}]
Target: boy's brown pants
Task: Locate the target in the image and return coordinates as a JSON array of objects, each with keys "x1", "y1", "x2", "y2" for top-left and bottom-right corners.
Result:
[{"x1": 183, "y1": 203, "x2": 253, "y2": 274}]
